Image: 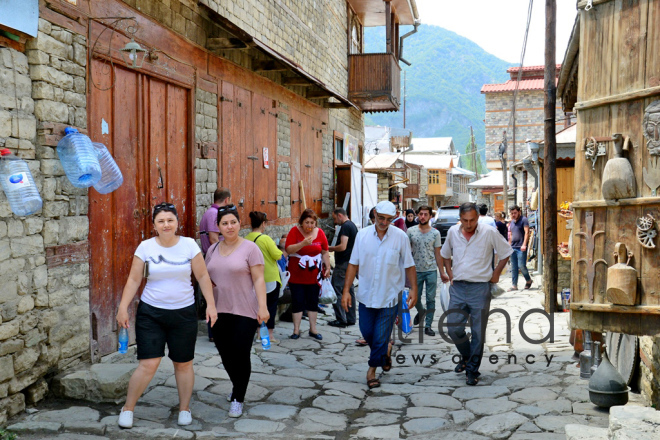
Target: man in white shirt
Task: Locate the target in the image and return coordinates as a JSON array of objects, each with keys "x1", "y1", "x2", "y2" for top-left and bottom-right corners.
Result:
[
  {"x1": 477, "y1": 204, "x2": 497, "y2": 229},
  {"x1": 439, "y1": 202, "x2": 512, "y2": 386},
  {"x1": 342, "y1": 201, "x2": 418, "y2": 389}
]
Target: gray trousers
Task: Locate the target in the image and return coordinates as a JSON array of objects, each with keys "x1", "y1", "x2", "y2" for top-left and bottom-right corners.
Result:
[
  {"x1": 447, "y1": 280, "x2": 491, "y2": 376},
  {"x1": 331, "y1": 261, "x2": 356, "y2": 325}
]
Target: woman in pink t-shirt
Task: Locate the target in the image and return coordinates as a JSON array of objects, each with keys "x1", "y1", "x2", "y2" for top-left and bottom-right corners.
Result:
[
  {"x1": 205, "y1": 204, "x2": 269, "y2": 418},
  {"x1": 285, "y1": 209, "x2": 330, "y2": 340}
]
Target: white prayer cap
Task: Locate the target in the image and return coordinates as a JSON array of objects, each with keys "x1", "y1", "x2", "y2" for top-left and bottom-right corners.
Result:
[{"x1": 375, "y1": 201, "x2": 396, "y2": 216}]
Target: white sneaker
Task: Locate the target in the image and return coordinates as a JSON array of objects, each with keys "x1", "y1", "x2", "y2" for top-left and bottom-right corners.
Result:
[
  {"x1": 178, "y1": 410, "x2": 192, "y2": 426},
  {"x1": 227, "y1": 393, "x2": 232, "y2": 402},
  {"x1": 228, "y1": 400, "x2": 243, "y2": 418},
  {"x1": 118, "y1": 407, "x2": 133, "y2": 428}
]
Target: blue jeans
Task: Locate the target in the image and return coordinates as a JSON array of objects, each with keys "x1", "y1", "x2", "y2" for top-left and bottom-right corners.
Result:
[
  {"x1": 358, "y1": 302, "x2": 398, "y2": 368},
  {"x1": 446, "y1": 281, "x2": 491, "y2": 376},
  {"x1": 414, "y1": 271, "x2": 437, "y2": 328},
  {"x1": 510, "y1": 248, "x2": 531, "y2": 287}
]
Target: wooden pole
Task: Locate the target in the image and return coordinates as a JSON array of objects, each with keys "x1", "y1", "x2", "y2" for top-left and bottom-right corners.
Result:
[
  {"x1": 543, "y1": 0, "x2": 558, "y2": 313},
  {"x1": 299, "y1": 181, "x2": 307, "y2": 210},
  {"x1": 501, "y1": 131, "x2": 509, "y2": 215}
]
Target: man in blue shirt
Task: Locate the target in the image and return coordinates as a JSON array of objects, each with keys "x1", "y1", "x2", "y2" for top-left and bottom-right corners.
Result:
[{"x1": 508, "y1": 205, "x2": 532, "y2": 291}]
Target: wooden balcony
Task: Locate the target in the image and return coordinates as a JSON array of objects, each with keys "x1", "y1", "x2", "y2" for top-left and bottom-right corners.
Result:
[{"x1": 348, "y1": 53, "x2": 401, "y2": 112}]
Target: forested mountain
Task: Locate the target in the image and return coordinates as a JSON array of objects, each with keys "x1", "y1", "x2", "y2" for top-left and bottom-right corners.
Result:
[{"x1": 364, "y1": 24, "x2": 512, "y2": 162}]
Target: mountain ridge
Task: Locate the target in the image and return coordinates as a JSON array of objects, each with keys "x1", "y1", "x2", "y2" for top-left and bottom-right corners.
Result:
[{"x1": 364, "y1": 24, "x2": 513, "y2": 163}]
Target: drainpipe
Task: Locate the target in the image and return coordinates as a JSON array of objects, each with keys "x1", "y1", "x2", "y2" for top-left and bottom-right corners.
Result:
[
  {"x1": 399, "y1": 21, "x2": 420, "y2": 66},
  {"x1": 523, "y1": 157, "x2": 539, "y2": 190}
]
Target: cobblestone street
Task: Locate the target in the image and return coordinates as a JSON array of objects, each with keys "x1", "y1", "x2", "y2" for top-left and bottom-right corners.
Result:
[{"x1": 5, "y1": 275, "x2": 646, "y2": 439}]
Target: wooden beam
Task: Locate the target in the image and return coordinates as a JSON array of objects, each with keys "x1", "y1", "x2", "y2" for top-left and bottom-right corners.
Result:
[
  {"x1": 574, "y1": 85, "x2": 660, "y2": 111},
  {"x1": 207, "y1": 37, "x2": 248, "y2": 51},
  {"x1": 253, "y1": 59, "x2": 288, "y2": 72},
  {"x1": 307, "y1": 90, "x2": 333, "y2": 99},
  {"x1": 282, "y1": 77, "x2": 314, "y2": 86},
  {"x1": 572, "y1": 197, "x2": 660, "y2": 208},
  {"x1": 324, "y1": 102, "x2": 352, "y2": 109},
  {"x1": 385, "y1": 0, "x2": 392, "y2": 53}
]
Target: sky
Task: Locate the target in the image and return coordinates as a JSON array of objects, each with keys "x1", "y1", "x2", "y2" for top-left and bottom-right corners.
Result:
[{"x1": 415, "y1": 0, "x2": 578, "y2": 66}]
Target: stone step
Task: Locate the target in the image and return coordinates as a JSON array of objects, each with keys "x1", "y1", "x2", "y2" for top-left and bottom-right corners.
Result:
[
  {"x1": 51, "y1": 363, "x2": 137, "y2": 402},
  {"x1": 564, "y1": 424, "x2": 608, "y2": 440}
]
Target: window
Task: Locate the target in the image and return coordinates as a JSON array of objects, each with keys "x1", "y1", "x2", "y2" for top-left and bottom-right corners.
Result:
[
  {"x1": 350, "y1": 16, "x2": 362, "y2": 54},
  {"x1": 335, "y1": 138, "x2": 344, "y2": 162},
  {"x1": 429, "y1": 170, "x2": 439, "y2": 184},
  {"x1": 447, "y1": 172, "x2": 453, "y2": 188}
]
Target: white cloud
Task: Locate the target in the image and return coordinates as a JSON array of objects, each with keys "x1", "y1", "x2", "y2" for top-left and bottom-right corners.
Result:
[{"x1": 415, "y1": 0, "x2": 577, "y2": 66}]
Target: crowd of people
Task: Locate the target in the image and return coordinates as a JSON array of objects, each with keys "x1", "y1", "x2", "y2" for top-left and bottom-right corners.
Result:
[{"x1": 113, "y1": 188, "x2": 534, "y2": 427}]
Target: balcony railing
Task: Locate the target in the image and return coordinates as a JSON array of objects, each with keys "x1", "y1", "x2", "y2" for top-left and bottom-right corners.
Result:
[{"x1": 348, "y1": 53, "x2": 401, "y2": 112}]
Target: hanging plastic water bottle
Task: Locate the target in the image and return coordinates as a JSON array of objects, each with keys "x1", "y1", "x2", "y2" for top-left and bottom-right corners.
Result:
[
  {"x1": 56, "y1": 127, "x2": 102, "y2": 188},
  {"x1": 401, "y1": 288, "x2": 412, "y2": 334},
  {"x1": 118, "y1": 327, "x2": 129, "y2": 354},
  {"x1": 92, "y1": 142, "x2": 123, "y2": 194},
  {"x1": 260, "y1": 322, "x2": 270, "y2": 350},
  {"x1": 0, "y1": 149, "x2": 42, "y2": 216}
]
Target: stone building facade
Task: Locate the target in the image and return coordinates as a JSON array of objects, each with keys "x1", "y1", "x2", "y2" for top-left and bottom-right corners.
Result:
[
  {"x1": 0, "y1": 0, "x2": 419, "y2": 422},
  {"x1": 481, "y1": 66, "x2": 566, "y2": 168}
]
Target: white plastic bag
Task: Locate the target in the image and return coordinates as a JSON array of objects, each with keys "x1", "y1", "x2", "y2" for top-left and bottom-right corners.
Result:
[
  {"x1": 278, "y1": 269, "x2": 290, "y2": 298},
  {"x1": 440, "y1": 282, "x2": 450, "y2": 313},
  {"x1": 319, "y1": 277, "x2": 337, "y2": 304},
  {"x1": 490, "y1": 283, "x2": 506, "y2": 299}
]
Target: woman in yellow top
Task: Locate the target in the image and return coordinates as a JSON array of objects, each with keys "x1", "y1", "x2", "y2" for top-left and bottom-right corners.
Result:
[{"x1": 246, "y1": 211, "x2": 283, "y2": 343}]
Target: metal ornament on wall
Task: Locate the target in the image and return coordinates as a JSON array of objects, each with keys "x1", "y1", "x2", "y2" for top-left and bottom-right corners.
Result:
[
  {"x1": 636, "y1": 213, "x2": 657, "y2": 249},
  {"x1": 584, "y1": 137, "x2": 607, "y2": 170},
  {"x1": 575, "y1": 211, "x2": 607, "y2": 303}
]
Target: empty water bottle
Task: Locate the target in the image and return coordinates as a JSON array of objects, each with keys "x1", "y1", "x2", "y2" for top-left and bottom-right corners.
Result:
[
  {"x1": 92, "y1": 142, "x2": 123, "y2": 194},
  {"x1": 118, "y1": 327, "x2": 129, "y2": 354},
  {"x1": 0, "y1": 149, "x2": 42, "y2": 216},
  {"x1": 401, "y1": 288, "x2": 412, "y2": 334},
  {"x1": 57, "y1": 127, "x2": 102, "y2": 188},
  {"x1": 260, "y1": 322, "x2": 270, "y2": 350}
]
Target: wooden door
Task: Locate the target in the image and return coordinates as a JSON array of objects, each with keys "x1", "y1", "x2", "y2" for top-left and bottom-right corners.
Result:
[
  {"x1": 220, "y1": 83, "x2": 252, "y2": 220},
  {"x1": 251, "y1": 93, "x2": 278, "y2": 217},
  {"x1": 89, "y1": 61, "x2": 192, "y2": 360},
  {"x1": 290, "y1": 109, "x2": 302, "y2": 219}
]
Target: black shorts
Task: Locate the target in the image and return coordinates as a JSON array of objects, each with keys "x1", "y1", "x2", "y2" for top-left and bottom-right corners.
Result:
[
  {"x1": 290, "y1": 283, "x2": 320, "y2": 313},
  {"x1": 135, "y1": 301, "x2": 198, "y2": 363}
]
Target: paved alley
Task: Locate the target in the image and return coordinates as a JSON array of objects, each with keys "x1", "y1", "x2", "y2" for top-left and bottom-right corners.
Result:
[{"x1": 5, "y1": 276, "x2": 646, "y2": 439}]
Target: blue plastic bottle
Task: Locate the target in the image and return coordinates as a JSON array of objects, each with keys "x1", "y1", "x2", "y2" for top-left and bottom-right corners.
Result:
[
  {"x1": 401, "y1": 288, "x2": 412, "y2": 334},
  {"x1": 92, "y1": 142, "x2": 123, "y2": 194},
  {"x1": 56, "y1": 127, "x2": 102, "y2": 188},
  {"x1": 260, "y1": 322, "x2": 270, "y2": 350},
  {"x1": 0, "y1": 149, "x2": 43, "y2": 216},
  {"x1": 118, "y1": 327, "x2": 129, "y2": 354}
]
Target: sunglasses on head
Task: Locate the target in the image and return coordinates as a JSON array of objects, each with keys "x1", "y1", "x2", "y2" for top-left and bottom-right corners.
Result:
[
  {"x1": 218, "y1": 204, "x2": 238, "y2": 213},
  {"x1": 153, "y1": 202, "x2": 177, "y2": 221}
]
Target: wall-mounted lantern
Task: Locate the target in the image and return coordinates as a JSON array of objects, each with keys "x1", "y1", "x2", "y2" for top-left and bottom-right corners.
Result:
[{"x1": 120, "y1": 38, "x2": 147, "y2": 69}]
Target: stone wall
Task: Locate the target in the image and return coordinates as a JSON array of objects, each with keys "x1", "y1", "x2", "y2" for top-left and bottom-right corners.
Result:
[
  {"x1": 639, "y1": 336, "x2": 659, "y2": 407},
  {"x1": 194, "y1": 88, "x2": 219, "y2": 223},
  {"x1": 484, "y1": 91, "x2": 564, "y2": 162},
  {"x1": 0, "y1": 18, "x2": 90, "y2": 424}
]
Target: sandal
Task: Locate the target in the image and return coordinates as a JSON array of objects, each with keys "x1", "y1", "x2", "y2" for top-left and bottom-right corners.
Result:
[
  {"x1": 289, "y1": 333, "x2": 300, "y2": 340},
  {"x1": 355, "y1": 338, "x2": 368, "y2": 347},
  {"x1": 524, "y1": 280, "x2": 533, "y2": 290},
  {"x1": 507, "y1": 286, "x2": 518, "y2": 292},
  {"x1": 466, "y1": 375, "x2": 479, "y2": 386},
  {"x1": 367, "y1": 378, "x2": 381, "y2": 389},
  {"x1": 454, "y1": 361, "x2": 467, "y2": 373},
  {"x1": 382, "y1": 344, "x2": 393, "y2": 372}
]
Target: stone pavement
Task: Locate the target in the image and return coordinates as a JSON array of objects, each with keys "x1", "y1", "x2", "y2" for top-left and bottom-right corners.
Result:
[{"x1": 5, "y1": 273, "x2": 648, "y2": 439}]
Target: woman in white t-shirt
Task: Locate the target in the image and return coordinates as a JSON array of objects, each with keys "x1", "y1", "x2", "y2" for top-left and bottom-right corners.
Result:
[{"x1": 115, "y1": 202, "x2": 217, "y2": 429}]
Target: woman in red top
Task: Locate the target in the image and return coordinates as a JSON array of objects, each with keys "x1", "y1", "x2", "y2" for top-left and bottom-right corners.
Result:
[{"x1": 285, "y1": 209, "x2": 330, "y2": 340}]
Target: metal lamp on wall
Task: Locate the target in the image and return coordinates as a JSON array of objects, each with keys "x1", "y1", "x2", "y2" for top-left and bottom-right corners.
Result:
[{"x1": 120, "y1": 38, "x2": 148, "y2": 69}]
